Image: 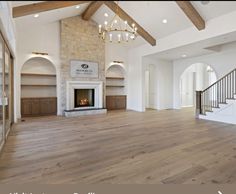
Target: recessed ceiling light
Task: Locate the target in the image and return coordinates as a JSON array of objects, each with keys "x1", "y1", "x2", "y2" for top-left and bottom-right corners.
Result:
[
  {"x1": 75, "y1": 5, "x2": 80, "y2": 9},
  {"x1": 162, "y1": 19, "x2": 168, "y2": 24},
  {"x1": 201, "y1": 1, "x2": 210, "y2": 5},
  {"x1": 34, "y1": 14, "x2": 39, "y2": 18},
  {"x1": 181, "y1": 54, "x2": 187, "y2": 58},
  {"x1": 104, "y1": 13, "x2": 108, "y2": 17}
]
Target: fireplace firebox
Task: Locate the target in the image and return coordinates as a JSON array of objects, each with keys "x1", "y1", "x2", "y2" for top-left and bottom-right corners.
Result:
[{"x1": 74, "y1": 89, "x2": 95, "y2": 108}]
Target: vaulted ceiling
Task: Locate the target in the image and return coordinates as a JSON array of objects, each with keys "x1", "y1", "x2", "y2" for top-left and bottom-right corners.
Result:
[{"x1": 11, "y1": 1, "x2": 236, "y2": 48}]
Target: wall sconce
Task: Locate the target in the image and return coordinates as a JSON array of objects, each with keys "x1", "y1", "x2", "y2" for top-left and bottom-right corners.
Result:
[
  {"x1": 113, "y1": 60, "x2": 124, "y2": 64},
  {"x1": 32, "y1": 52, "x2": 49, "y2": 56}
]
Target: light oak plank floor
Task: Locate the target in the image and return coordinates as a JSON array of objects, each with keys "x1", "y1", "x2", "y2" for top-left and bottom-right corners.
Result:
[{"x1": 0, "y1": 108, "x2": 236, "y2": 184}]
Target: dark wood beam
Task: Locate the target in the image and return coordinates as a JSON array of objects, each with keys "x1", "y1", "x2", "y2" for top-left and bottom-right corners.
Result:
[
  {"x1": 104, "y1": 1, "x2": 156, "y2": 46},
  {"x1": 13, "y1": 1, "x2": 89, "y2": 18},
  {"x1": 82, "y1": 1, "x2": 104, "y2": 20},
  {"x1": 176, "y1": 1, "x2": 205, "y2": 30}
]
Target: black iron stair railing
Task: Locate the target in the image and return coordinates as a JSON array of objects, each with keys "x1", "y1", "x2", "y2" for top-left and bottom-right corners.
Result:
[{"x1": 196, "y1": 68, "x2": 236, "y2": 115}]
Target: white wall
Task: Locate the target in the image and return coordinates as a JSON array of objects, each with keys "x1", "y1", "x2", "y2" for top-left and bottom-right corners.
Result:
[
  {"x1": 21, "y1": 57, "x2": 56, "y2": 74},
  {"x1": 0, "y1": 2, "x2": 16, "y2": 54},
  {"x1": 127, "y1": 49, "x2": 144, "y2": 111},
  {"x1": 15, "y1": 19, "x2": 130, "y2": 118},
  {"x1": 180, "y1": 63, "x2": 216, "y2": 107},
  {"x1": 105, "y1": 43, "x2": 129, "y2": 97},
  {"x1": 128, "y1": 41, "x2": 236, "y2": 112},
  {"x1": 105, "y1": 43, "x2": 128, "y2": 70},
  {"x1": 127, "y1": 55, "x2": 173, "y2": 112},
  {"x1": 15, "y1": 20, "x2": 61, "y2": 118},
  {"x1": 21, "y1": 57, "x2": 57, "y2": 98},
  {"x1": 173, "y1": 44, "x2": 236, "y2": 109},
  {"x1": 142, "y1": 57, "x2": 173, "y2": 111},
  {"x1": 127, "y1": 10, "x2": 236, "y2": 112},
  {"x1": 145, "y1": 64, "x2": 157, "y2": 109}
]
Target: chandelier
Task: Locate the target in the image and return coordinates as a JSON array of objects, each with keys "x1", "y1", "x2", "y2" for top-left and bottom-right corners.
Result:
[{"x1": 98, "y1": 1, "x2": 138, "y2": 43}]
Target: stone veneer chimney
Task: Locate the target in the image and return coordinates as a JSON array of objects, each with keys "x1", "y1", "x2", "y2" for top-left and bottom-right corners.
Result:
[{"x1": 60, "y1": 16, "x2": 105, "y2": 113}]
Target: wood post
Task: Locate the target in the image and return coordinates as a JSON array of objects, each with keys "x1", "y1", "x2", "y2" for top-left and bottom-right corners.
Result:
[{"x1": 195, "y1": 91, "x2": 202, "y2": 118}]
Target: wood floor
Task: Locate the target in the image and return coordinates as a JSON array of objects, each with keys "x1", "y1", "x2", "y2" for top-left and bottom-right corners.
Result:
[{"x1": 0, "y1": 108, "x2": 236, "y2": 184}]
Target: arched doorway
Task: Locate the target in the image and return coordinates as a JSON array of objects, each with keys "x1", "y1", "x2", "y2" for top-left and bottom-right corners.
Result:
[
  {"x1": 180, "y1": 63, "x2": 217, "y2": 108},
  {"x1": 20, "y1": 57, "x2": 57, "y2": 117}
]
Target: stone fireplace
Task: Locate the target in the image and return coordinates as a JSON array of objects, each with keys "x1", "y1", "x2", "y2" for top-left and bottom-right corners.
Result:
[{"x1": 61, "y1": 16, "x2": 105, "y2": 117}]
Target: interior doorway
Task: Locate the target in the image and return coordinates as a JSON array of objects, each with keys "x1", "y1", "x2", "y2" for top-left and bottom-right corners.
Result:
[
  {"x1": 180, "y1": 63, "x2": 217, "y2": 108},
  {"x1": 145, "y1": 64, "x2": 157, "y2": 110}
]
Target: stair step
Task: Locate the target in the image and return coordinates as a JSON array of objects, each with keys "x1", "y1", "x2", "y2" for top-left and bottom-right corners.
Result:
[
  {"x1": 205, "y1": 110, "x2": 213, "y2": 113},
  {"x1": 219, "y1": 102, "x2": 227, "y2": 104}
]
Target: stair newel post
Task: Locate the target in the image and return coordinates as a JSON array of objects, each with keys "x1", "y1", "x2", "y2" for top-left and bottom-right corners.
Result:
[{"x1": 196, "y1": 91, "x2": 202, "y2": 118}]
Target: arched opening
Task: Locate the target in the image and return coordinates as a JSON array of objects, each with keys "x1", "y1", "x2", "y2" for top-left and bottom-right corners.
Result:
[
  {"x1": 20, "y1": 57, "x2": 57, "y2": 117},
  {"x1": 180, "y1": 63, "x2": 217, "y2": 108},
  {"x1": 105, "y1": 63, "x2": 126, "y2": 110}
]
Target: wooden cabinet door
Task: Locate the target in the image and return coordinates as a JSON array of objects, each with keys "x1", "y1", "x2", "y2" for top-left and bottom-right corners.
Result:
[
  {"x1": 115, "y1": 96, "x2": 126, "y2": 109},
  {"x1": 106, "y1": 96, "x2": 126, "y2": 110},
  {"x1": 47, "y1": 98, "x2": 57, "y2": 114},
  {"x1": 31, "y1": 99, "x2": 40, "y2": 116},
  {"x1": 106, "y1": 96, "x2": 116, "y2": 110},
  {"x1": 40, "y1": 98, "x2": 51, "y2": 115},
  {"x1": 21, "y1": 98, "x2": 57, "y2": 117},
  {"x1": 21, "y1": 99, "x2": 32, "y2": 116}
]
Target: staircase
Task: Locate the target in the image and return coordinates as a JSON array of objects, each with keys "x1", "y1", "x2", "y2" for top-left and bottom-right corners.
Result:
[{"x1": 197, "y1": 68, "x2": 236, "y2": 124}]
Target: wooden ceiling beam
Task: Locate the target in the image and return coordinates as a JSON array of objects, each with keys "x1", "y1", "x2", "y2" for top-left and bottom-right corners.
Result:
[
  {"x1": 176, "y1": 1, "x2": 205, "y2": 30},
  {"x1": 13, "y1": 1, "x2": 90, "y2": 18},
  {"x1": 82, "y1": 1, "x2": 104, "y2": 20},
  {"x1": 104, "y1": 1, "x2": 156, "y2": 46}
]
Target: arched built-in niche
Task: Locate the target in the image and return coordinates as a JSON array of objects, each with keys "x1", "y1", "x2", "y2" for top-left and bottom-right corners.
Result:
[
  {"x1": 106, "y1": 64, "x2": 126, "y2": 95},
  {"x1": 105, "y1": 63, "x2": 127, "y2": 110},
  {"x1": 21, "y1": 57, "x2": 57, "y2": 117},
  {"x1": 180, "y1": 63, "x2": 217, "y2": 108}
]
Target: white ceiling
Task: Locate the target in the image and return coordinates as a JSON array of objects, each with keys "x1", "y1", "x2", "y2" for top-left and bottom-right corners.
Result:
[
  {"x1": 148, "y1": 31, "x2": 236, "y2": 61},
  {"x1": 12, "y1": 1, "x2": 236, "y2": 37},
  {"x1": 11, "y1": 1, "x2": 236, "y2": 57},
  {"x1": 12, "y1": 1, "x2": 90, "y2": 24}
]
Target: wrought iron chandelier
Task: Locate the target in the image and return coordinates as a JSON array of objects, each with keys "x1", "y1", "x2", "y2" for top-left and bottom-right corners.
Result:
[{"x1": 98, "y1": 1, "x2": 138, "y2": 43}]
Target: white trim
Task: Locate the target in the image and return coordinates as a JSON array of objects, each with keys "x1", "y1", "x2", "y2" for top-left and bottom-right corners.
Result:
[
  {"x1": 0, "y1": 140, "x2": 4, "y2": 153},
  {"x1": 66, "y1": 81, "x2": 103, "y2": 110}
]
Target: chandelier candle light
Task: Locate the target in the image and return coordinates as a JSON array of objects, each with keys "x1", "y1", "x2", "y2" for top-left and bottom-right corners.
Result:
[{"x1": 98, "y1": 1, "x2": 138, "y2": 43}]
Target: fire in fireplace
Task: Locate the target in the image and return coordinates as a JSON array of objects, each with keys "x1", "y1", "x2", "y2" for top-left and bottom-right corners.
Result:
[{"x1": 74, "y1": 89, "x2": 95, "y2": 108}]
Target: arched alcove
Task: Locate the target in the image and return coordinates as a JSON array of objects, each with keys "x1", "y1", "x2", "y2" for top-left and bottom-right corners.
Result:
[
  {"x1": 106, "y1": 63, "x2": 126, "y2": 96},
  {"x1": 21, "y1": 57, "x2": 57, "y2": 117},
  {"x1": 105, "y1": 63, "x2": 127, "y2": 110},
  {"x1": 180, "y1": 63, "x2": 217, "y2": 108}
]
